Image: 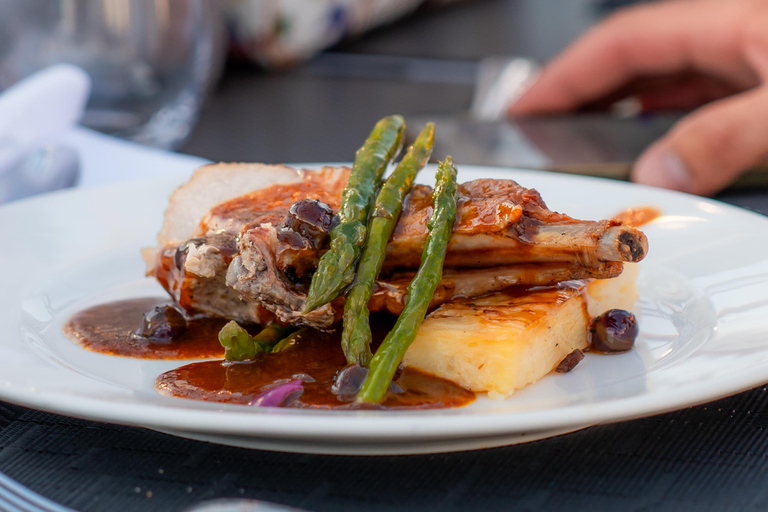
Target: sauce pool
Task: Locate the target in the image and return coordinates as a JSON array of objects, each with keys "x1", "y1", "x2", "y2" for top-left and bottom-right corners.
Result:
[
  {"x1": 64, "y1": 298, "x2": 229, "y2": 359},
  {"x1": 64, "y1": 299, "x2": 476, "y2": 409},
  {"x1": 155, "y1": 317, "x2": 475, "y2": 409}
]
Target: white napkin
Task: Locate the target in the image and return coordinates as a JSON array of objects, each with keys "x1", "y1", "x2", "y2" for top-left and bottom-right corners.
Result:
[
  {"x1": 0, "y1": 63, "x2": 209, "y2": 195},
  {"x1": 0, "y1": 64, "x2": 90, "y2": 177}
]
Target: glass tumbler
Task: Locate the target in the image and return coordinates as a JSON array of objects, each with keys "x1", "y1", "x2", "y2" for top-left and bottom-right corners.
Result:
[{"x1": 0, "y1": 0, "x2": 225, "y2": 149}]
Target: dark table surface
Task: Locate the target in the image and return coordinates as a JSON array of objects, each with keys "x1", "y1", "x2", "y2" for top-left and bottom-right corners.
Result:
[
  {"x1": 180, "y1": 0, "x2": 605, "y2": 165},
  {"x1": 5, "y1": 1, "x2": 768, "y2": 511}
]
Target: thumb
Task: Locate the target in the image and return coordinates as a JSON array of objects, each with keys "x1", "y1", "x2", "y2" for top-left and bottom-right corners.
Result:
[{"x1": 632, "y1": 87, "x2": 768, "y2": 196}]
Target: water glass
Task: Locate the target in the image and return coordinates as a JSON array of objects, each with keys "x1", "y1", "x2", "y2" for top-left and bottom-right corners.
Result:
[{"x1": 0, "y1": 0, "x2": 225, "y2": 149}]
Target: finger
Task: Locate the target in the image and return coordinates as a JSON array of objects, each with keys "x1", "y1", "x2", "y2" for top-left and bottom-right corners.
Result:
[
  {"x1": 578, "y1": 72, "x2": 741, "y2": 112},
  {"x1": 636, "y1": 74, "x2": 741, "y2": 111},
  {"x1": 631, "y1": 86, "x2": 768, "y2": 195},
  {"x1": 509, "y1": 0, "x2": 761, "y2": 115}
]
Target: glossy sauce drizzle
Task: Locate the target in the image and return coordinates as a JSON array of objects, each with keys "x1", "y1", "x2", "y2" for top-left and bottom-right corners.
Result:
[
  {"x1": 64, "y1": 298, "x2": 228, "y2": 359},
  {"x1": 156, "y1": 317, "x2": 476, "y2": 409},
  {"x1": 65, "y1": 300, "x2": 475, "y2": 409}
]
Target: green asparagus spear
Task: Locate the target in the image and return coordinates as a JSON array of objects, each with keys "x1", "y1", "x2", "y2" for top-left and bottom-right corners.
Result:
[
  {"x1": 303, "y1": 115, "x2": 406, "y2": 313},
  {"x1": 219, "y1": 321, "x2": 297, "y2": 361},
  {"x1": 341, "y1": 123, "x2": 435, "y2": 366},
  {"x1": 271, "y1": 328, "x2": 310, "y2": 352},
  {"x1": 357, "y1": 157, "x2": 459, "y2": 403},
  {"x1": 253, "y1": 323, "x2": 297, "y2": 348}
]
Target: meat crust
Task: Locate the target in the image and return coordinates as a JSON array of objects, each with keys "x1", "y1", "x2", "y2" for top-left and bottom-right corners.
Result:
[{"x1": 148, "y1": 164, "x2": 647, "y2": 328}]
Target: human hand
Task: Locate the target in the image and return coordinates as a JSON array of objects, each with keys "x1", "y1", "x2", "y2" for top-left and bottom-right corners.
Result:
[{"x1": 508, "y1": 0, "x2": 768, "y2": 195}]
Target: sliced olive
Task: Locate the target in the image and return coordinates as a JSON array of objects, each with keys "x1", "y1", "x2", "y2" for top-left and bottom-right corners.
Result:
[{"x1": 555, "y1": 349, "x2": 585, "y2": 373}]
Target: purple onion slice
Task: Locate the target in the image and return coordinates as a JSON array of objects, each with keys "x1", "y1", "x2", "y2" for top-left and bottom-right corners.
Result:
[{"x1": 251, "y1": 379, "x2": 304, "y2": 407}]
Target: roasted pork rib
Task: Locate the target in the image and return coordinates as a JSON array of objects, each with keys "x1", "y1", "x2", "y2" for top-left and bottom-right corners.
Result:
[{"x1": 146, "y1": 164, "x2": 647, "y2": 328}]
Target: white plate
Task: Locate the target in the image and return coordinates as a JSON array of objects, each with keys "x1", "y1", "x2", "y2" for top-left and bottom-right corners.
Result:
[{"x1": 2, "y1": 165, "x2": 768, "y2": 455}]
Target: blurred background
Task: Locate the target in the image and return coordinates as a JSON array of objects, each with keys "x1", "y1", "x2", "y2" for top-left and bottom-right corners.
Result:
[
  {"x1": 183, "y1": 0, "x2": 639, "y2": 163},
  {"x1": 1, "y1": 0, "x2": 676, "y2": 203},
  {"x1": 0, "y1": 0, "x2": 643, "y2": 153}
]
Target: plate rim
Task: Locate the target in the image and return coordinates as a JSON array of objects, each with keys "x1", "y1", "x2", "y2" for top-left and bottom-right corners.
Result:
[{"x1": 2, "y1": 164, "x2": 768, "y2": 446}]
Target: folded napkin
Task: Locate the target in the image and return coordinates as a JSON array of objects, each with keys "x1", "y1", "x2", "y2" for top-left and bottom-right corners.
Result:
[
  {"x1": 0, "y1": 65, "x2": 90, "y2": 179},
  {"x1": 0, "y1": 64, "x2": 208, "y2": 202}
]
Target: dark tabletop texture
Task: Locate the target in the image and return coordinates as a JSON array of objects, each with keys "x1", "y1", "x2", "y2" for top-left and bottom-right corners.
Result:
[
  {"x1": 3, "y1": 385, "x2": 768, "y2": 512},
  {"x1": 180, "y1": 0, "x2": 607, "y2": 164},
  {"x1": 5, "y1": 0, "x2": 768, "y2": 511}
]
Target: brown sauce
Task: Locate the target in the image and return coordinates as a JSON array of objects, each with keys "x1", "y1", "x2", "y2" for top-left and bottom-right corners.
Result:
[
  {"x1": 65, "y1": 299, "x2": 475, "y2": 409},
  {"x1": 202, "y1": 167, "x2": 348, "y2": 234},
  {"x1": 156, "y1": 317, "x2": 476, "y2": 410},
  {"x1": 64, "y1": 298, "x2": 228, "y2": 359}
]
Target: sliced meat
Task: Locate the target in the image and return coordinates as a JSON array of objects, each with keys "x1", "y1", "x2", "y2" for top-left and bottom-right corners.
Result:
[
  {"x1": 226, "y1": 223, "x2": 336, "y2": 328},
  {"x1": 369, "y1": 261, "x2": 624, "y2": 315},
  {"x1": 384, "y1": 181, "x2": 646, "y2": 270},
  {"x1": 153, "y1": 233, "x2": 273, "y2": 324},
  {"x1": 148, "y1": 165, "x2": 648, "y2": 328}
]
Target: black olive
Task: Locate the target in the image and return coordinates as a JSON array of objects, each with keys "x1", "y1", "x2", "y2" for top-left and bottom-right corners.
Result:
[
  {"x1": 284, "y1": 199, "x2": 335, "y2": 248},
  {"x1": 589, "y1": 309, "x2": 638, "y2": 353},
  {"x1": 331, "y1": 364, "x2": 369, "y2": 401},
  {"x1": 136, "y1": 305, "x2": 188, "y2": 340}
]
